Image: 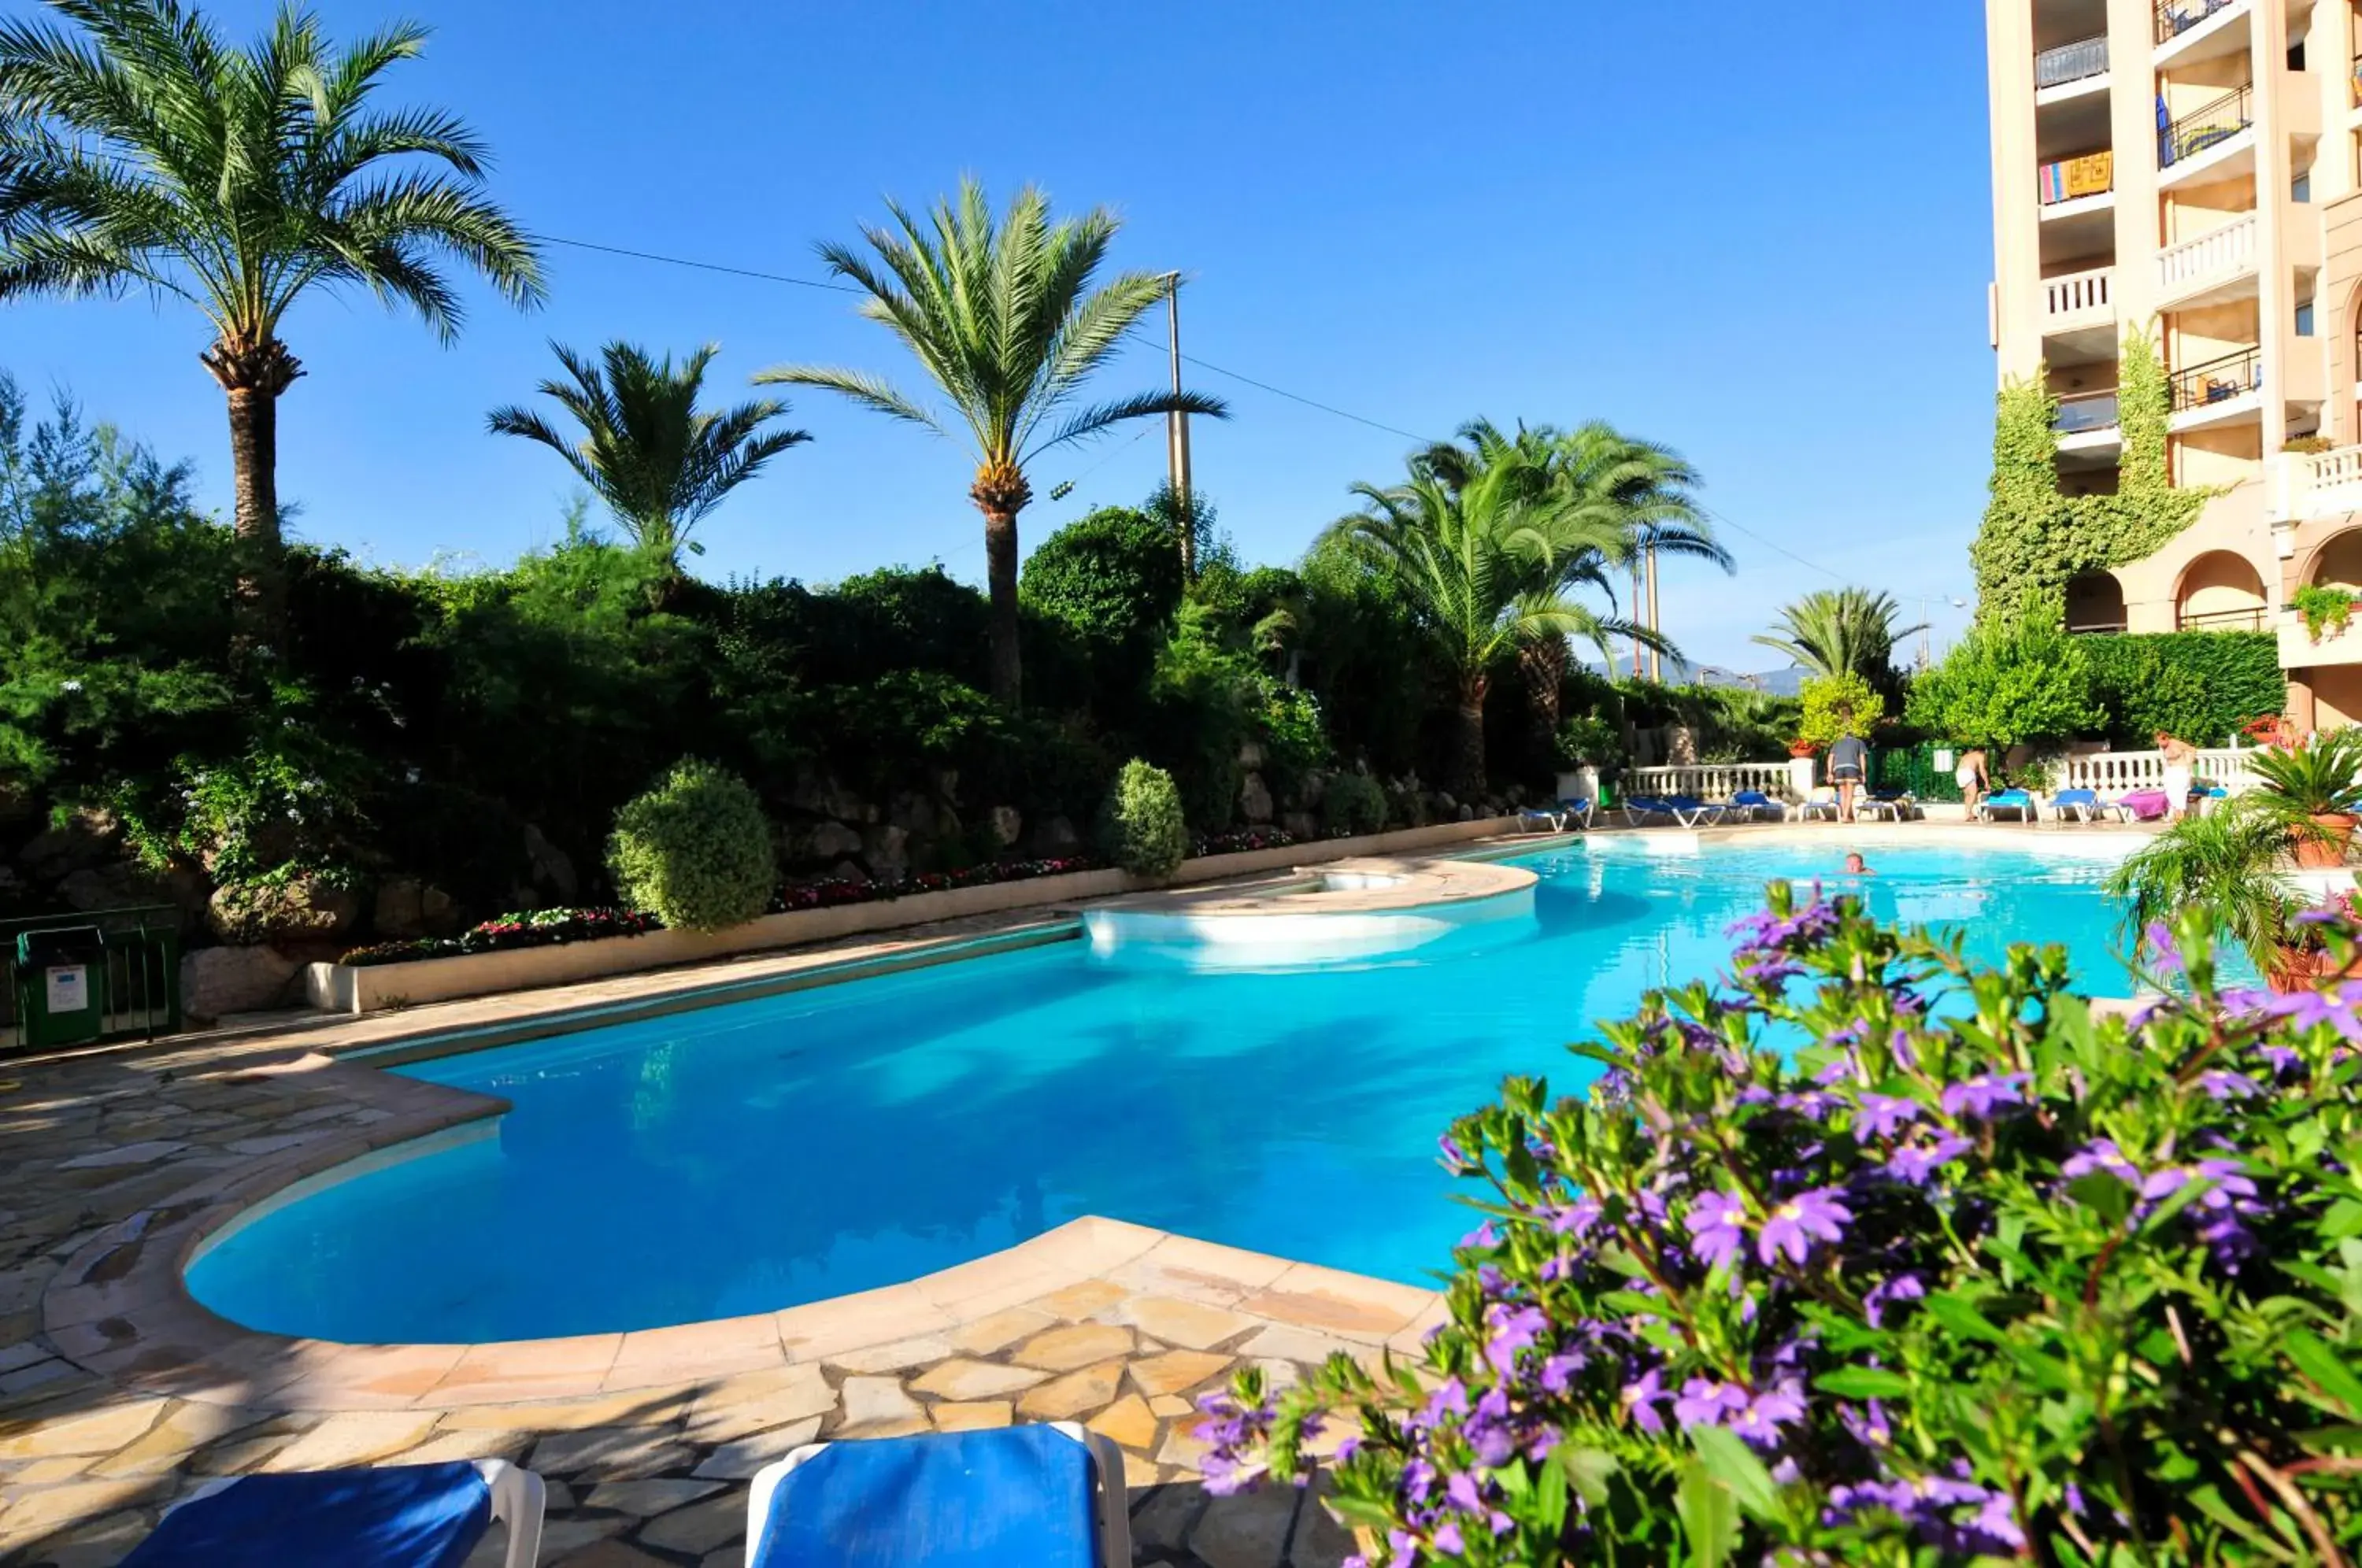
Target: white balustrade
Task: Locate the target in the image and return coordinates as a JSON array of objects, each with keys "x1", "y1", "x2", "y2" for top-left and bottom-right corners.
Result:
[
  {"x1": 2056, "y1": 748, "x2": 2260, "y2": 795},
  {"x1": 2157, "y1": 214, "x2": 2256, "y2": 298},
  {"x1": 2286, "y1": 442, "x2": 2362, "y2": 520},
  {"x1": 1626, "y1": 763, "x2": 1796, "y2": 802},
  {"x1": 2042, "y1": 265, "x2": 2113, "y2": 322}
]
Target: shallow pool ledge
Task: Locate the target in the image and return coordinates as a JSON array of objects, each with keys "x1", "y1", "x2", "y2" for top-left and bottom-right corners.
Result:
[{"x1": 44, "y1": 1076, "x2": 1448, "y2": 1412}]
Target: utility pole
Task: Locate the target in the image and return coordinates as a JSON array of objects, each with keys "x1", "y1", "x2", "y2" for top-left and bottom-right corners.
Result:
[
  {"x1": 1631, "y1": 564, "x2": 1646, "y2": 680},
  {"x1": 1645, "y1": 545, "x2": 1663, "y2": 683},
  {"x1": 1164, "y1": 273, "x2": 1195, "y2": 579}
]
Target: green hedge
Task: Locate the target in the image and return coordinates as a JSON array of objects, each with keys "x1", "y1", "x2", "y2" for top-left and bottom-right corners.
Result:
[{"x1": 2081, "y1": 632, "x2": 2281, "y2": 747}]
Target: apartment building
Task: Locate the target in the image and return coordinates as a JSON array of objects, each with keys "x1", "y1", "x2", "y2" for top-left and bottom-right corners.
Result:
[{"x1": 1987, "y1": 0, "x2": 2362, "y2": 727}]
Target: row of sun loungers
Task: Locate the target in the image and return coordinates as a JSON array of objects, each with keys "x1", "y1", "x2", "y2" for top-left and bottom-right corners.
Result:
[
  {"x1": 1516, "y1": 788, "x2": 1923, "y2": 834},
  {"x1": 117, "y1": 1425, "x2": 1128, "y2": 1566}
]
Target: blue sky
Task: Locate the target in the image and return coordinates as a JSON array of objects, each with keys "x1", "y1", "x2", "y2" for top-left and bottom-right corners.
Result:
[{"x1": 0, "y1": 0, "x2": 1996, "y2": 671}]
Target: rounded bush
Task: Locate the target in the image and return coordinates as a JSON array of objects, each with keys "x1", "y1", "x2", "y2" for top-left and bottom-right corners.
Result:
[
  {"x1": 1099, "y1": 758, "x2": 1187, "y2": 878},
  {"x1": 1322, "y1": 771, "x2": 1387, "y2": 838},
  {"x1": 605, "y1": 760, "x2": 773, "y2": 931}
]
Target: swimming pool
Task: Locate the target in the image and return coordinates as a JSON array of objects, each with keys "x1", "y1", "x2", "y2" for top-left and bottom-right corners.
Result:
[{"x1": 187, "y1": 838, "x2": 2145, "y2": 1344}]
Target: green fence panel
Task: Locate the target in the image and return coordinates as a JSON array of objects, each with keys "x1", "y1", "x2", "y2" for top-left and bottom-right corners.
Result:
[{"x1": 1874, "y1": 744, "x2": 1964, "y2": 804}]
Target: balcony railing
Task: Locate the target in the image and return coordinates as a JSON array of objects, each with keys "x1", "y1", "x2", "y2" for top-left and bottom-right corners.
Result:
[
  {"x1": 2056, "y1": 390, "x2": 2121, "y2": 433},
  {"x1": 2037, "y1": 35, "x2": 2109, "y2": 88},
  {"x1": 2178, "y1": 604, "x2": 2270, "y2": 631},
  {"x1": 2039, "y1": 150, "x2": 2114, "y2": 205},
  {"x1": 2168, "y1": 346, "x2": 2261, "y2": 412},
  {"x1": 2156, "y1": 0, "x2": 2239, "y2": 44},
  {"x1": 2043, "y1": 264, "x2": 2114, "y2": 321},
  {"x1": 2157, "y1": 213, "x2": 2257, "y2": 296},
  {"x1": 2160, "y1": 83, "x2": 2253, "y2": 168}
]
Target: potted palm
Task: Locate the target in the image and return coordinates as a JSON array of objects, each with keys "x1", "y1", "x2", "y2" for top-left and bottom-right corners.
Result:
[
  {"x1": 2105, "y1": 798, "x2": 2308, "y2": 987},
  {"x1": 2245, "y1": 727, "x2": 2362, "y2": 869}
]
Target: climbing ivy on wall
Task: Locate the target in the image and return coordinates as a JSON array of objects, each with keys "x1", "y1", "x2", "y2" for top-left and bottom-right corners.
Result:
[{"x1": 1968, "y1": 329, "x2": 2208, "y2": 616}]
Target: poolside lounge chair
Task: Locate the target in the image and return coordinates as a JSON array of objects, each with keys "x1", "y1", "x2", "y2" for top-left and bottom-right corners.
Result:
[
  {"x1": 1800, "y1": 786, "x2": 1842, "y2": 823},
  {"x1": 1620, "y1": 796, "x2": 1673, "y2": 827},
  {"x1": 2050, "y1": 788, "x2": 2119, "y2": 823},
  {"x1": 1557, "y1": 797, "x2": 1596, "y2": 830},
  {"x1": 121, "y1": 1460, "x2": 545, "y2": 1568},
  {"x1": 1723, "y1": 789, "x2": 1784, "y2": 822},
  {"x1": 1518, "y1": 797, "x2": 1594, "y2": 833},
  {"x1": 1979, "y1": 789, "x2": 2038, "y2": 823},
  {"x1": 1857, "y1": 790, "x2": 1918, "y2": 823},
  {"x1": 746, "y1": 1424, "x2": 1128, "y2": 1568},
  {"x1": 2116, "y1": 788, "x2": 2171, "y2": 822},
  {"x1": 1660, "y1": 795, "x2": 1726, "y2": 827}
]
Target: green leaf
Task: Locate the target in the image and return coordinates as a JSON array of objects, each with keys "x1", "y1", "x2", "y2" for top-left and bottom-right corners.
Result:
[
  {"x1": 1676, "y1": 1459, "x2": 1738, "y2": 1568},
  {"x1": 1815, "y1": 1366, "x2": 1917, "y2": 1400},
  {"x1": 2286, "y1": 1329, "x2": 2362, "y2": 1418},
  {"x1": 2068, "y1": 1172, "x2": 2131, "y2": 1226},
  {"x1": 1322, "y1": 1492, "x2": 1396, "y2": 1531},
  {"x1": 2319, "y1": 1197, "x2": 2362, "y2": 1241},
  {"x1": 1689, "y1": 1426, "x2": 1781, "y2": 1522},
  {"x1": 1557, "y1": 1445, "x2": 1619, "y2": 1507},
  {"x1": 1924, "y1": 1291, "x2": 2008, "y2": 1344}
]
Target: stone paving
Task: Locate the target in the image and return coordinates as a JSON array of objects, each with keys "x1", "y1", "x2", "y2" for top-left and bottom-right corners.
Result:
[{"x1": 0, "y1": 971, "x2": 1430, "y2": 1565}]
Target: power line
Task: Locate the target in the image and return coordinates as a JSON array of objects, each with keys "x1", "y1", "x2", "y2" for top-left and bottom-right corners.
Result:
[{"x1": 539, "y1": 230, "x2": 1962, "y2": 597}]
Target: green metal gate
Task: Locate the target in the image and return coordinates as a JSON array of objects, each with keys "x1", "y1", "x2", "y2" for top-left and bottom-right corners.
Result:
[{"x1": 1873, "y1": 744, "x2": 1964, "y2": 804}]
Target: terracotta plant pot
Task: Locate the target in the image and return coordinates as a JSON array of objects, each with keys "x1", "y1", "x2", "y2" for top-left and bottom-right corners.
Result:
[
  {"x1": 2270, "y1": 943, "x2": 2362, "y2": 993},
  {"x1": 2294, "y1": 812, "x2": 2358, "y2": 870},
  {"x1": 1786, "y1": 741, "x2": 1817, "y2": 759}
]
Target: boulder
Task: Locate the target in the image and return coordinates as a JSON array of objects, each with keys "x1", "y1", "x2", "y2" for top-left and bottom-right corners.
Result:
[
  {"x1": 863, "y1": 824, "x2": 911, "y2": 881},
  {"x1": 1029, "y1": 815, "x2": 1083, "y2": 856},
  {"x1": 372, "y1": 877, "x2": 460, "y2": 941},
  {"x1": 1280, "y1": 811, "x2": 1319, "y2": 841},
  {"x1": 1238, "y1": 740, "x2": 1266, "y2": 771},
  {"x1": 17, "y1": 807, "x2": 118, "y2": 881},
  {"x1": 1238, "y1": 772, "x2": 1275, "y2": 824},
  {"x1": 520, "y1": 825, "x2": 578, "y2": 902},
  {"x1": 60, "y1": 863, "x2": 208, "y2": 933},
  {"x1": 987, "y1": 806, "x2": 1024, "y2": 849},
  {"x1": 807, "y1": 821, "x2": 864, "y2": 860},
  {"x1": 1294, "y1": 772, "x2": 1328, "y2": 811},
  {"x1": 209, "y1": 876, "x2": 361, "y2": 945},
  {"x1": 887, "y1": 792, "x2": 940, "y2": 838},
  {"x1": 180, "y1": 945, "x2": 298, "y2": 1023}
]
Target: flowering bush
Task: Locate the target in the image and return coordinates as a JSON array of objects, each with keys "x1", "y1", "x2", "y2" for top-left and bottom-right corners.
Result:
[
  {"x1": 1199, "y1": 885, "x2": 2362, "y2": 1565},
  {"x1": 1194, "y1": 827, "x2": 1296, "y2": 857}
]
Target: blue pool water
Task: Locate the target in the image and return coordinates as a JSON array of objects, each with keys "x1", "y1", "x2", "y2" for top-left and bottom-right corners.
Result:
[{"x1": 188, "y1": 839, "x2": 2145, "y2": 1344}]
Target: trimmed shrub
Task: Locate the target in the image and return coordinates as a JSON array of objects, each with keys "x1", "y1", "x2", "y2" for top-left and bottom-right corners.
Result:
[
  {"x1": 2082, "y1": 631, "x2": 2283, "y2": 746},
  {"x1": 1322, "y1": 771, "x2": 1387, "y2": 838},
  {"x1": 1098, "y1": 758, "x2": 1187, "y2": 878},
  {"x1": 605, "y1": 760, "x2": 773, "y2": 930},
  {"x1": 1201, "y1": 892, "x2": 2362, "y2": 1563},
  {"x1": 1794, "y1": 671, "x2": 1883, "y2": 749}
]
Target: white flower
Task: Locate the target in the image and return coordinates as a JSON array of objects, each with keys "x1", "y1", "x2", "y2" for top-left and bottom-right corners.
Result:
[{"x1": 59, "y1": 679, "x2": 81, "y2": 693}]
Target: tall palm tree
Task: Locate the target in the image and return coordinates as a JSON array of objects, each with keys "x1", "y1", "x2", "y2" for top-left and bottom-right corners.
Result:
[
  {"x1": 1322, "y1": 453, "x2": 1661, "y2": 798},
  {"x1": 754, "y1": 178, "x2": 1227, "y2": 706},
  {"x1": 489, "y1": 342, "x2": 808, "y2": 571},
  {"x1": 1752, "y1": 587, "x2": 1925, "y2": 683},
  {"x1": 0, "y1": 0, "x2": 544, "y2": 641}
]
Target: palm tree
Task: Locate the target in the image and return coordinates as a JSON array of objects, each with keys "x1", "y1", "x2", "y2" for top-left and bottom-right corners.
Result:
[
  {"x1": 1322, "y1": 453, "x2": 1661, "y2": 798},
  {"x1": 2104, "y1": 796, "x2": 2298, "y2": 981},
  {"x1": 1752, "y1": 587, "x2": 1925, "y2": 684},
  {"x1": 1414, "y1": 419, "x2": 1727, "y2": 759},
  {"x1": 489, "y1": 342, "x2": 808, "y2": 571},
  {"x1": 755, "y1": 178, "x2": 1227, "y2": 706},
  {"x1": 0, "y1": 0, "x2": 544, "y2": 640}
]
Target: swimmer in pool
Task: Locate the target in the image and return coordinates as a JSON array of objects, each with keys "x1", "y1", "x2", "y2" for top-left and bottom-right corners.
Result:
[{"x1": 1844, "y1": 852, "x2": 1875, "y2": 876}]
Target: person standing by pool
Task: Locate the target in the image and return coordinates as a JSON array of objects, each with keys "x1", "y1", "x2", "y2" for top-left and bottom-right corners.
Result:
[
  {"x1": 1956, "y1": 747, "x2": 1988, "y2": 817},
  {"x1": 2157, "y1": 730, "x2": 2197, "y2": 821},
  {"x1": 1829, "y1": 725, "x2": 1868, "y2": 823}
]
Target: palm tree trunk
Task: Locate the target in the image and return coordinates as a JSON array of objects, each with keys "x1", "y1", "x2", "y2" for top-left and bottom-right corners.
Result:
[
  {"x1": 982, "y1": 505, "x2": 1023, "y2": 707},
  {"x1": 1520, "y1": 637, "x2": 1568, "y2": 775},
  {"x1": 203, "y1": 336, "x2": 303, "y2": 656},
  {"x1": 1449, "y1": 673, "x2": 1490, "y2": 801}
]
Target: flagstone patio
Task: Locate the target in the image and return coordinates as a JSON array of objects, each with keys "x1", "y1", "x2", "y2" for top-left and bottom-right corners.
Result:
[{"x1": 0, "y1": 971, "x2": 1431, "y2": 1566}]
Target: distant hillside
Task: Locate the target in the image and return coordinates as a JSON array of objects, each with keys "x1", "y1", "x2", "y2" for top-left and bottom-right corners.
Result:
[{"x1": 1578, "y1": 660, "x2": 1806, "y2": 697}]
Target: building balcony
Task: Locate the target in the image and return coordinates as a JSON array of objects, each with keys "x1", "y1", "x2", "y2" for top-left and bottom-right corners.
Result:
[
  {"x1": 2039, "y1": 149, "x2": 2114, "y2": 208},
  {"x1": 2055, "y1": 390, "x2": 2122, "y2": 456},
  {"x1": 2035, "y1": 35, "x2": 2109, "y2": 98},
  {"x1": 2154, "y1": 0, "x2": 2250, "y2": 63},
  {"x1": 2277, "y1": 443, "x2": 2362, "y2": 520},
  {"x1": 2168, "y1": 345, "x2": 2262, "y2": 431},
  {"x1": 2158, "y1": 83, "x2": 2255, "y2": 187},
  {"x1": 2156, "y1": 213, "x2": 2257, "y2": 308},
  {"x1": 2281, "y1": 612, "x2": 2362, "y2": 669},
  {"x1": 2042, "y1": 264, "x2": 2116, "y2": 335}
]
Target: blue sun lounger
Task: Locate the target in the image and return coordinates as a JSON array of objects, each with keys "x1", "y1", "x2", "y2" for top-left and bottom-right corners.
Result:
[
  {"x1": 121, "y1": 1460, "x2": 545, "y2": 1568},
  {"x1": 1723, "y1": 789, "x2": 1783, "y2": 822},
  {"x1": 746, "y1": 1424, "x2": 1129, "y2": 1568},
  {"x1": 1517, "y1": 797, "x2": 1594, "y2": 833},
  {"x1": 2050, "y1": 788, "x2": 2119, "y2": 823},
  {"x1": 1979, "y1": 788, "x2": 2038, "y2": 823}
]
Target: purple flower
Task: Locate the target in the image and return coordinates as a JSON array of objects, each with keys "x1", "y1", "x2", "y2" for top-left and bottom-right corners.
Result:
[
  {"x1": 1622, "y1": 1366, "x2": 1667, "y2": 1433},
  {"x1": 1446, "y1": 1470, "x2": 1485, "y2": 1514},
  {"x1": 1886, "y1": 1132, "x2": 1972, "y2": 1185},
  {"x1": 1484, "y1": 1304, "x2": 1547, "y2": 1377},
  {"x1": 1539, "y1": 1352, "x2": 1585, "y2": 1395},
  {"x1": 2145, "y1": 920, "x2": 2185, "y2": 975},
  {"x1": 1551, "y1": 1196, "x2": 1602, "y2": 1237},
  {"x1": 2249, "y1": 982, "x2": 2362, "y2": 1044},
  {"x1": 1855, "y1": 1092, "x2": 1920, "y2": 1139},
  {"x1": 1459, "y1": 1220, "x2": 1498, "y2": 1251},
  {"x1": 1839, "y1": 1399, "x2": 1893, "y2": 1448},
  {"x1": 1757, "y1": 1186, "x2": 1852, "y2": 1265},
  {"x1": 2197, "y1": 1068, "x2": 2260, "y2": 1100},
  {"x1": 2062, "y1": 1138, "x2": 2140, "y2": 1185},
  {"x1": 1864, "y1": 1274, "x2": 1926, "y2": 1327},
  {"x1": 1729, "y1": 1380, "x2": 1807, "y2": 1448},
  {"x1": 1674, "y1": 1377, "x2": 1749, "y2": 1428},
  {"x1": 1687, "y1": 1189, "x2": 1749, "y2": 1269},
  {"x1": 1940, "y1": 1072, "x2": 2029, "y2": 1120},
  {"x1": 1431, "y1": 1519, "x2": 1464, "y2": 1556}
]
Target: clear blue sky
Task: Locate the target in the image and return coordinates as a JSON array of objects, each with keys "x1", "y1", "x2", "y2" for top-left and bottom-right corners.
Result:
[{"x1": 0, "y1": 0, "x2": 1997, "y2": 671}]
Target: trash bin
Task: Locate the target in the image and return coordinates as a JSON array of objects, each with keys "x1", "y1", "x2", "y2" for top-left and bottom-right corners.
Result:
[{"x1": 16, "y1": 926, "x2": 106, "y2": 1050}]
